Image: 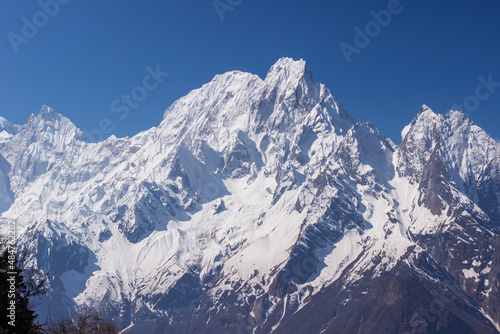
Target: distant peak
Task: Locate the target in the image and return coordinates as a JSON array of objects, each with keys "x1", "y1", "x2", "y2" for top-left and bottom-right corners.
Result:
[
  {"x1": 415, "y1": 104, "x2": 440, "y2": 120},
  {"x1": 270, "y1": 57, "x2": 307, "y2": 69},
  {"x1": 420, "y1": 104, "x2": 432, "y2": 113},
  {"x1": 38, "y1": 105, "x2": 57, "y2": 116},
  {"x1": 0, "y1": 116, "x2": 13, "y2": 127},
  {"x1": 35, "y1": 105, "x2": 64, "y2": 125},
  {"x1": 401, "y1": 104, "x2": 444, "y2": 140},
  {"x1": 446, "y1": 108, "x2": 473, "y2": 127},
  {"x1": 265, "y1": 57, "x2": 314, "y2": 83},
  {"x1": 23, "y1": 105, "x2": 86, "y2": 142},
  {"x1": 447, "y1": 108, "x2": 466, "y2": 117},
  {"x1": 0, "y1": 116, "x2": 22, "y2": 138}
]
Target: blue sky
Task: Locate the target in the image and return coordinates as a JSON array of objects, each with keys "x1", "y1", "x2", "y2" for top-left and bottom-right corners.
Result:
[{"x1": 1, "y1": 0, "x2": 499, "y2": 142}]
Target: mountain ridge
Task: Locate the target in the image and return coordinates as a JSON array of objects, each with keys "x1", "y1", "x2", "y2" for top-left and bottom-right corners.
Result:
[{"x1": 0, "y1": 58, "x2": 499, "y2": 333}]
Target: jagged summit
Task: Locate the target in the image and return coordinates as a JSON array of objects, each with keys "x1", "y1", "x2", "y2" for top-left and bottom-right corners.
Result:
[
  {"x1": 411, "y1": 104, "x2": 477, "y2": 128},
  {"x1": 39, "y1": 104, "x2": 56, "y2": 115},
  {"x1": 265, "y1": 57, "x2": 314, "y2": 82},
  {"x1": 0, "y1": 116, "x2": 22, "y2": 143},
  {"x1": 446, "y1": 107, "x2": 469, "y2": 122},
  {"x1": 162, "y1": 58, "x2": 316, "y2": 121},
  {"x1": 0, "y1": 116, "x2": 21, "y2": 134},
  {"x1": 415, "y1": 104, "x2": 442, "y2": 120},
  {"x1": 159, "y1": 58, "x2": 353, "y2": 155},
  {"x1": 399, "y1": 104, "x2": 479, "y2": 144},
  {"x1": 419, "y1": 103, "x2": 432, "y2": 111},
  {"x1": 21, "y1": 105, "x2": 86, "y2": 143}
]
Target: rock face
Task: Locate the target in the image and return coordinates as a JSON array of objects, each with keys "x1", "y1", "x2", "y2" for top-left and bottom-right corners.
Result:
[{"x1": 0, "y1": 58, "x2": 499, "y2": 333}]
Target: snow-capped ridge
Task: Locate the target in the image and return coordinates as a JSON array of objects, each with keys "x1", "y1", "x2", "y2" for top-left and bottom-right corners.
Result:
[
  {"x1": 265, "y1": 57, "x2": 314, "y2": 82},
  {"x1": 1, "y1": 60, "x2": 499, "y2": 332},
  {"x1": 0, "y1": 116, "x2": 22, "y2": 143},
  {"x1": 415, "y1": 104, "x2": 442, "y2": 122},
  {"x1": 39, "y1": 104, "x2": 56, "y2": 116},
  {"x1": 419, "y1": 103, "x2": 432, "y2": 112},
  {"x1": 22, "y1": 105, "x2": 86, "y2": 142},
  {"x1": 161, "y1": 58, "x2": 316, "y2": 124},
  {"x1": 445, "y1": 107, "x2": 471, "y2": 124},
  {"x1": 158, "y1": 58, "x2": 351, "y2": 158},
  {"x1": 0, "y1": 116, "x2": 22, "y2": 135}
]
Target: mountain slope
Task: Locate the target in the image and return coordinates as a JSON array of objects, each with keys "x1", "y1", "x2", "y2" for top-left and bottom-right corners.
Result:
[
  {"x1": 0, "y1": 58, "x2": 498, "y2": 333},
  {"x1": 0, "y1": 116, "x2": 22, "y2": 143}
]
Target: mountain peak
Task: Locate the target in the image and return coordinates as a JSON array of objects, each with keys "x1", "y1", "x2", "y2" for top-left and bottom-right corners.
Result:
[
  {"x1": 39, "y1": 105, "x2": 55, "y2": 115},
  {"x1": 3, "y1": 62, "x2": 500, "y2": 333},
  {"x1": 399, "y1": 104, "x2": 444, "y2": 158},
  {"x1": 421, "y1": 103, "x2": 431, "y2": 110},
  {"x1": 0, "y1": 116, "x2": 21, "y2": 135},
  {"x1": 446, "y1": 107, "x2": 468, "y2": 121},
  {"x1": 36, "y1": 105, "x2": 62, "y2": 122},
  {"x1": 412, "y1": 104, "x2": 443, "y2": 124},
  {"x1": 22, "y1": 105, "x2": 86, "y2": 143},
  {"x1": 265, "y1": 57, "x2": 314, "y2": 83},
  {"x1": 417, "y1": 104, "x2": 435, "y2": 115},
  {"x1": 267, "y1": 57, "x2": 308, "y2": 71},
  {"x1": 160, "y1": 58, "x2": 332, "y2": 145}
]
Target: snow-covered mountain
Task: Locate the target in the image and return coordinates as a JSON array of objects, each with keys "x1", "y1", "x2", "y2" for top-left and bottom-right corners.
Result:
[
  {"x1": 0, "y1": 116, "x2": 21, "y2": 143},
  {"x1": 1, "y1": 58, "x2": 499, "y2": 333}
]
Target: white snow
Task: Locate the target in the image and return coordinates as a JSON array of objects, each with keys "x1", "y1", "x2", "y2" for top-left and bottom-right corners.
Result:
[
  {"x1": 462, "y1": 267, "x2": 479, "y2": 280},
  {"x1": 0, "y1": 60, "x2": 498, "y2": 329}
]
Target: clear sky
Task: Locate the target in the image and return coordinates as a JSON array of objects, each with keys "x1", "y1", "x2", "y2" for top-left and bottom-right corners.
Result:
[{"x1": 1, "y1": 0, "x2": 499, "y2": 143}]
